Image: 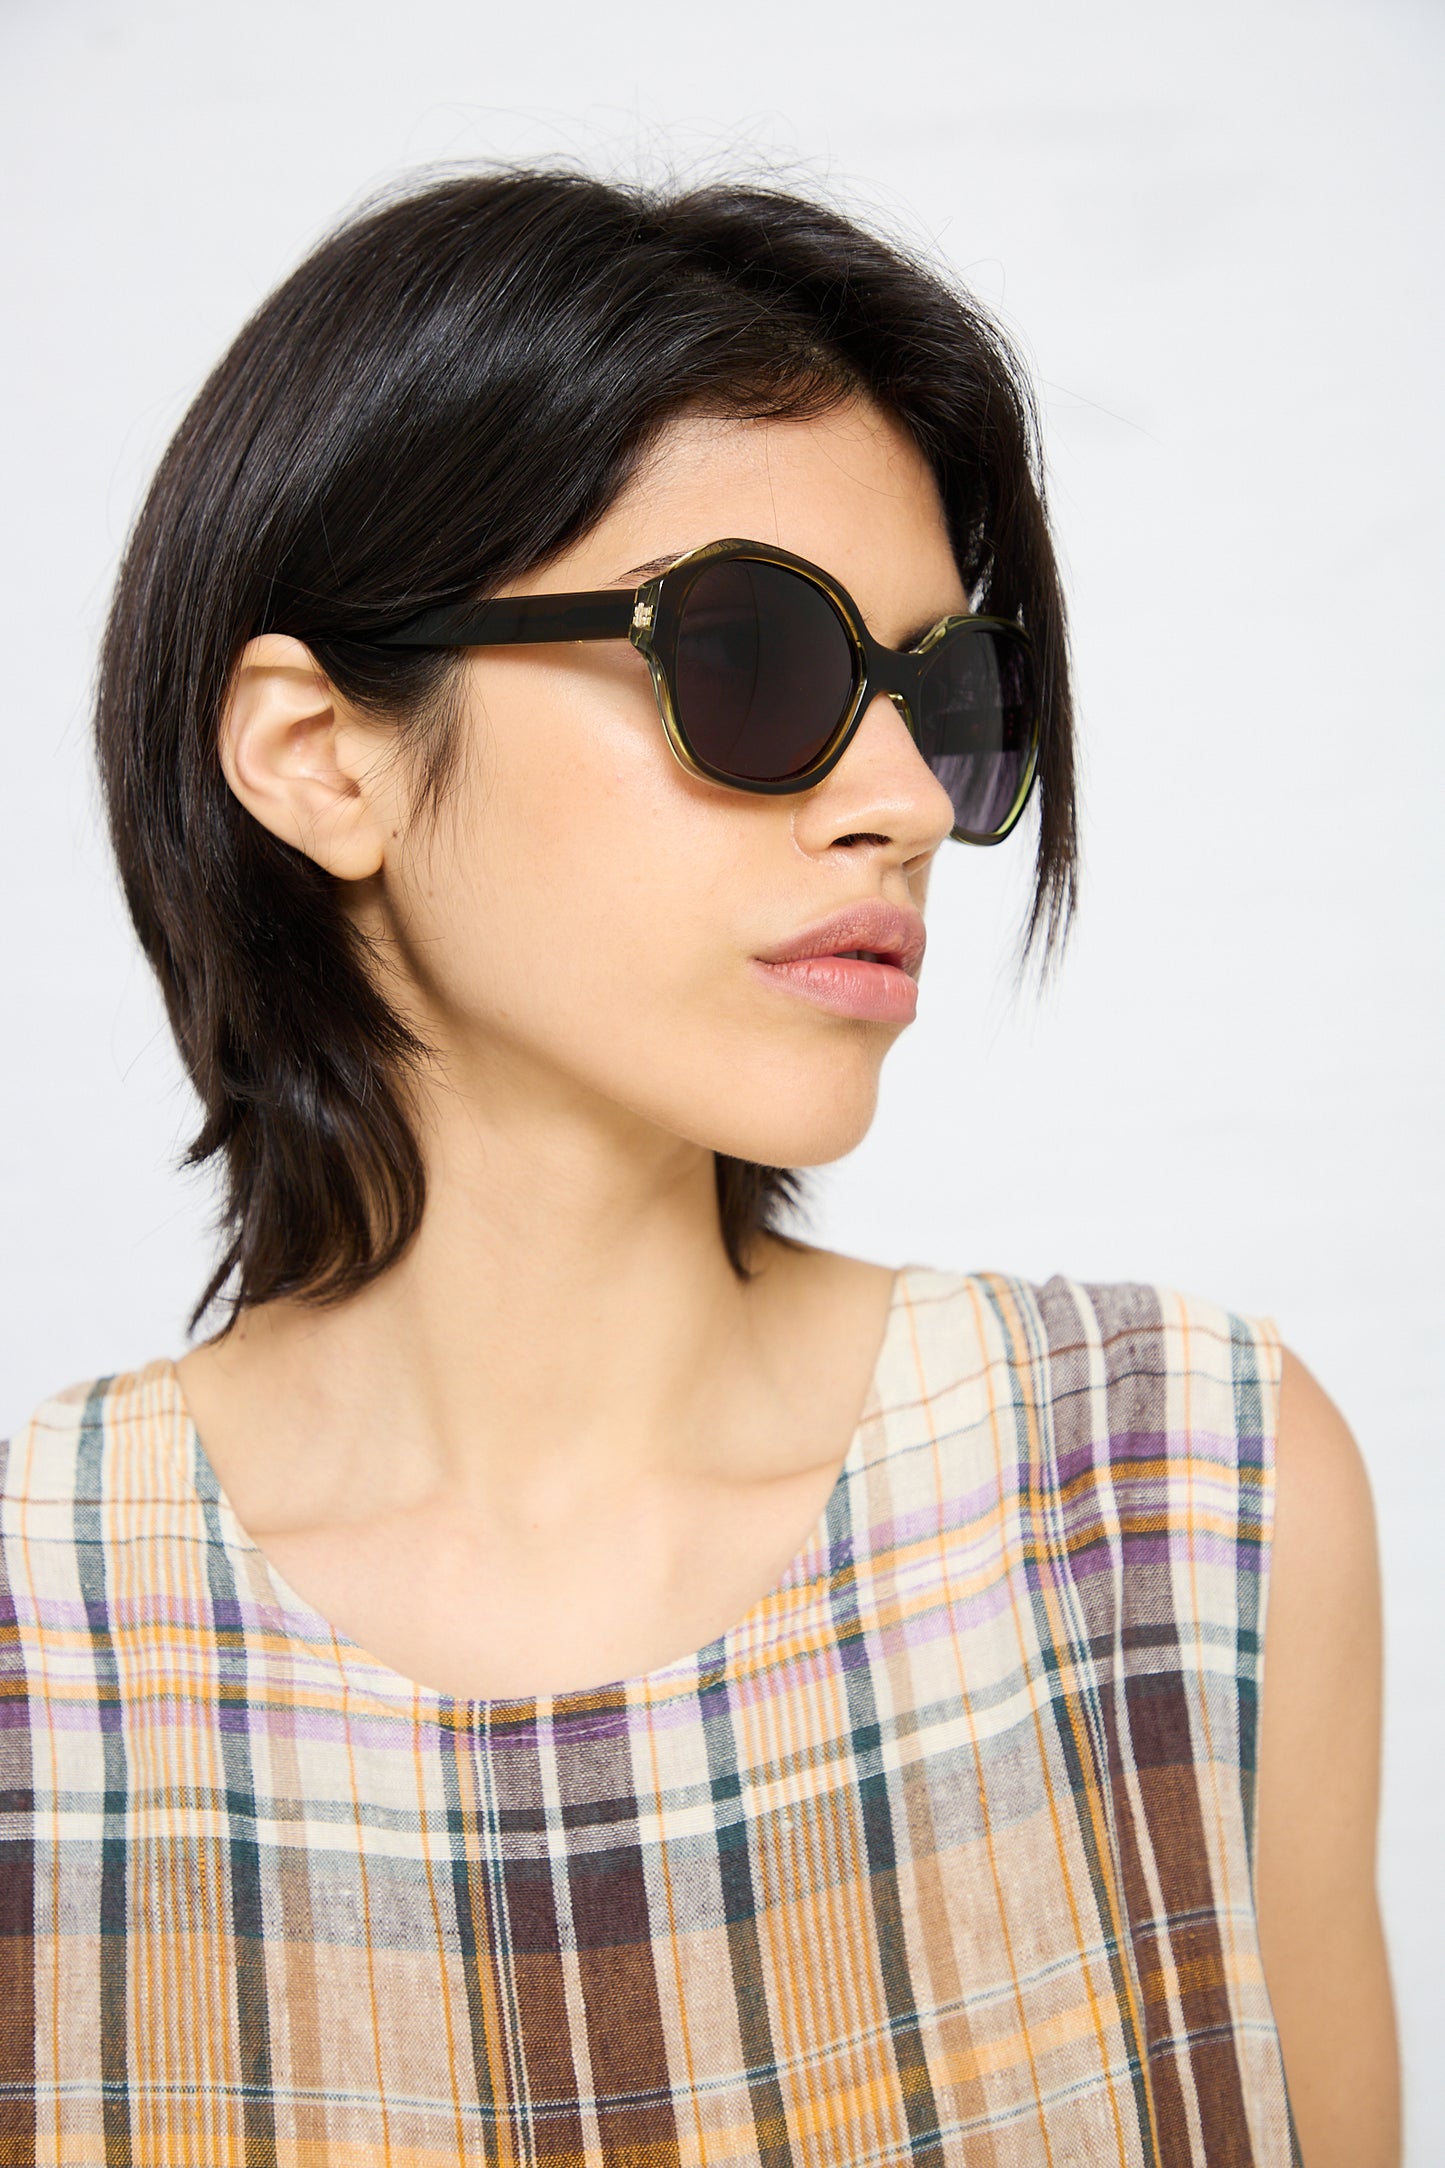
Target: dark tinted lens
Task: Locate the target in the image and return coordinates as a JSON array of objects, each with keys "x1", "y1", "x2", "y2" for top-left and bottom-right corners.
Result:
[
  {"x1": 917, "y1": 627, "x2": 1036, "y2": 836},
  {"x1": 672, "y1": 559, "x2": 858, "y2": 782}
]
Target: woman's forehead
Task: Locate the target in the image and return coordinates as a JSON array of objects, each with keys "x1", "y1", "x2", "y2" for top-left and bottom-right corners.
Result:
[{"x1": 533, "y1": 404, "x2": 956, "y2": 598}]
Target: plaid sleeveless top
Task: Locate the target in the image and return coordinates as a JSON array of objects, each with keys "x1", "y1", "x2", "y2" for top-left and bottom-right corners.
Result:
[{"x1": 0, "y1": 1267, "x2": 1299, "y2": 2165}]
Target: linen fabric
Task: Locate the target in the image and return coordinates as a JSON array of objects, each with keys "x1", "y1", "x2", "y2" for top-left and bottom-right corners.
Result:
[{"x1": 0, "y1": 1266, "x2": 1299, "y2": 2165}]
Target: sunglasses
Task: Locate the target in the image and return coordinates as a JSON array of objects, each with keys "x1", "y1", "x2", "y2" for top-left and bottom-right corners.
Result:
[{"x1": 377, "y1": 536, "x2": 1041, "y2": 845}]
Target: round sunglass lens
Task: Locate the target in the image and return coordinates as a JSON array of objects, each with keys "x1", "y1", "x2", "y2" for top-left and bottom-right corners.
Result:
[
  {"x1": 917, "y1": 628, "x2": 1037, "y2": 836},
  {"x1": 672, "y1": 559, "x2": 857, "y2": 783}
]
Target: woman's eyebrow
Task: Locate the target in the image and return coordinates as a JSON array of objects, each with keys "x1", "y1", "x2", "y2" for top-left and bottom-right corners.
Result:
[
  {"x1": 874, "y1": 611, "x2": 965, "y2": 651},
  {"x1": 613, "y1": 554, "x2": 679, "y2": 583}
]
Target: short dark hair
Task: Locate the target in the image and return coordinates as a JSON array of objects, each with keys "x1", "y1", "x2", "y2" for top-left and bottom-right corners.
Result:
[{"x1": 94, "y1": 163, "x2": 1078, "y2": 1333}]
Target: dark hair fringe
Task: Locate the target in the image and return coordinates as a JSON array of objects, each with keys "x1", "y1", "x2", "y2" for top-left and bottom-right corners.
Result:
[{"x1": 95, "y1": 162, "x2": 1077, "y2": 1336}]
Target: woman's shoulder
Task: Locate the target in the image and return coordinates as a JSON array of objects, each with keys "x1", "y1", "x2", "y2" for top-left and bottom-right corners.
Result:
[
  {"x1": 893, "y1": 1259, "x2": 1283, "y2": 1450},
  {"x1": 878, "y1": 1263, "x2": 1291, "y2": 1606},
  {"x1": 0, "y1": 1365, "x2": 188, "y2": 1708},
  {"x1": 1, "y1": 1357, "x2": 186, "y2": 1508},
  {"x1": 860, "y1": 1267, "x2": 1294, "y2": 1731}
]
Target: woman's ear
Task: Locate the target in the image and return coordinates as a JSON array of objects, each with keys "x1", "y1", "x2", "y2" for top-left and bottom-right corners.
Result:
[{"x1": 218, "y1": 634, "x2": 394, "y2": 880}]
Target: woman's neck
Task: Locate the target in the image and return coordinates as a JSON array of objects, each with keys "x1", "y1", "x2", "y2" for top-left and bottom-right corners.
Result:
[
  {"x1": 176, "y1": 1061, "x2": 844, "y2": 1534},
  {"x1": 170, "y1": 1104, "x2": 895, "y2": 1699}
]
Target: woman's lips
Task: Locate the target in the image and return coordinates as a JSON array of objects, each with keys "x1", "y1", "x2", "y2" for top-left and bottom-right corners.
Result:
[
  {"x1": 748, "y1": 953, "x2": 919, "y2": 1023},
  {"x1": 750, "y1": 899, "x2": 926, "y2": 1022}
]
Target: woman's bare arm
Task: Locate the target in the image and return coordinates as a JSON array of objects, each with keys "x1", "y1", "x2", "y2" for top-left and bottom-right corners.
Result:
[{"x1": 1254, "y1": 1346, "x2": 1401, "y2": 2166}]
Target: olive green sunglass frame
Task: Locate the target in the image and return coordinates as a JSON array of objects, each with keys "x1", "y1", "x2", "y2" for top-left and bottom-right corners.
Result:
[{"x1": 376, "y1": 535, "x2": 1041, "y2": 845}]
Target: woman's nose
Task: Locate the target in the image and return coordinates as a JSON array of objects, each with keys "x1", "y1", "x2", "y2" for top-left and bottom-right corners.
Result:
[{"x1": 791, "y1": 689, "x2": 956, "y2": 858}]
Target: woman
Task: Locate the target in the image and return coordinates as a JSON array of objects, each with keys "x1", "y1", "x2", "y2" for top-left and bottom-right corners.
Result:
[{"x1": 1, "y1": 167, "x2": 1398, "y2": 2164}]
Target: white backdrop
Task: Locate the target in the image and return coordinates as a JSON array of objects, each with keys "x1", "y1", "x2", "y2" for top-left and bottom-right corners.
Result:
[{"x1": 3, "y1": 0, "x2": 1440, "y2": 2149}]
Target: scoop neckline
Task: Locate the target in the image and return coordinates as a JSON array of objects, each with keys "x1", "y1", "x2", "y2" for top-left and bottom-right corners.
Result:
[{"x1": 159, "y1": 1261, "x2": 916, "y2": 1721}]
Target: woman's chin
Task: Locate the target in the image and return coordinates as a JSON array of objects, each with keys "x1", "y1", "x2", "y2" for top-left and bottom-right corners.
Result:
[{"x1": 701, "y1": 1102, "x2": 880, "y2": 1172}]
